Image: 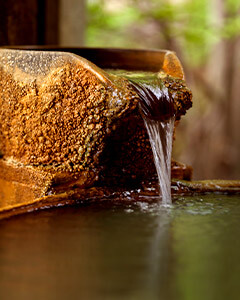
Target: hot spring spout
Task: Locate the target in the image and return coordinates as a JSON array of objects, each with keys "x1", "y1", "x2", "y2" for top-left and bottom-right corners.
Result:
[
  {"x1": 0, "y1": 47, "x2": 193, "y2": 216},
  {"x1": 129, "y1": 80, "x2": 175, "y2": 122}
]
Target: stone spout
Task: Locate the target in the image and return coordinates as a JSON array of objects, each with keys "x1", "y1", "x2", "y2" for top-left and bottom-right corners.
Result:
[{"x1": 0, "y1": 47, "x2": 192, "y2": 215}]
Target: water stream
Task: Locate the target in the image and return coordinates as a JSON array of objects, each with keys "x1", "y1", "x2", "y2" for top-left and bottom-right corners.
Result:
[
  {"x1": 108, "y1": 70, "x2": 175, "y2": 205},
  {"x1": 143, "y1": 117, "x2": 175, "y2": 206},
  {"x1": 121, "y1": 72, "x2": 175, "y2": 205}
]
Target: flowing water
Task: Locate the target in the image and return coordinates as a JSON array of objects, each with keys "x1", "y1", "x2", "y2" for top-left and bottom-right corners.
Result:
[
  {"x1": 110, "y1": 70, "x2": 175, "y2": 205},
  {"x1": 142, "y1": 117, "x2": 175, "y2": 206}
]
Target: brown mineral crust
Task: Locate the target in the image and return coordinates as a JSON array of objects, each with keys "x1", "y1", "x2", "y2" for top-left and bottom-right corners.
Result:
[
  {"x1": 0, "y1": 59, "x2": 192, "y2": 192},
  {"x1": 0, "y1": 158, "x2": 98, "y2": 201},
  {"x1": 98, "y1": 113, "x2": 155, "y2": 186},
  {"x1": 0, "y1": 63, "x2": 138, "y2": 174},
  {"x1": 97, "y1": 115, "x2": 189, "y2": 186},
  {"x1": 159, "y1": 73, "x2": 192, "y2": 119},
  {"x1": 171, "y1": 160, "x2": 192, "y2": 180},
  {"x1": 98, "y1": 75, "x2": 192, "y2": 186}
]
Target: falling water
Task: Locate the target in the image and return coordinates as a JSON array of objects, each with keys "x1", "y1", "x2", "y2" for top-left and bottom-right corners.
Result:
[
  {"x1": 106, "y1": 69, "x2": 175, "y2": 205},
  {"x1": 129, "y1": 75, "x2": 175, "y2": 205},
  {"x1": 143, "y1": 117, "x2": 175, "y2": 206}
]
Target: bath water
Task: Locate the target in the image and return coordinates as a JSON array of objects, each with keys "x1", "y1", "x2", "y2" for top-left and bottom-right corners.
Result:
[{"x1": 0, "y1": 194, "x2": 239, "y2": 300}]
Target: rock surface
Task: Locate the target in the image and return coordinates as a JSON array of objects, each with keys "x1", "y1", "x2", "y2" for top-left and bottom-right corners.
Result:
[{"x1": 0, "y1": 50, "x2": 193, "y2": 216}]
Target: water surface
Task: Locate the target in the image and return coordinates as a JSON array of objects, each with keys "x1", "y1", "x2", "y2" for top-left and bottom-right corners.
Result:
[{"x1": 0, "y1": 194, "x2": 239, "y2": 300}]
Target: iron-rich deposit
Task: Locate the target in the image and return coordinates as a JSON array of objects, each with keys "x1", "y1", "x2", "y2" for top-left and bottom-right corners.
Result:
[
  {"x1": 0, "y1": 64, "x2": 138, "y2": 172},
  {"x1": 0, "y1": 50, "x2": 193, "y2": 214}
]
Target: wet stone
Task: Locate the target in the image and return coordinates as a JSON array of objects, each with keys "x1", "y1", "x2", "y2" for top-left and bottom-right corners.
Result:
[{"x1": 0, "y1": 59, "x2": 192, "y2": 189}]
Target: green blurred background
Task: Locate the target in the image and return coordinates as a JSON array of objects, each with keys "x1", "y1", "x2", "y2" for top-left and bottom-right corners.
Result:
[{"x1": 0, "y1": 0, "x2": 239, "y2": 180}]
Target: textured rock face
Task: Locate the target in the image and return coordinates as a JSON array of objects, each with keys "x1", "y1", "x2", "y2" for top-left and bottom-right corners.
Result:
[
  {"x1": 0, "y1": 51, "x2": 192, "y2": 193},
  {"x1": 160, "y1": 73, "x2": 192, "y2": 119},
  {"x1": 0, "y1": 63, "x2": 138, "y2": 173},
  {"x1": 99, "y1": 73, "x2": 192, "y2": 186}
]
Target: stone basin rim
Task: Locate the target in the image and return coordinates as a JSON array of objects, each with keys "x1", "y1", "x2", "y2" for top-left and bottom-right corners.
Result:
[
  {"x1": 0, "y1": 46, "x2": 185, "y2": 79},
  {"x1": 0, "y1": 179, "x2": 239, "y2": 221}
]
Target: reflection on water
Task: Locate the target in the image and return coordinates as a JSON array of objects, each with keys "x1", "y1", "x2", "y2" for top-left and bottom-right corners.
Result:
[{"x1": 0, "y1": 195, "x2": 239, "y2": 300}]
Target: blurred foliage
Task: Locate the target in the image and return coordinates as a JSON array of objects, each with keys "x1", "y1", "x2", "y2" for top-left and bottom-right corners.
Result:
[
  {"x1": 86, "y1": 0, "x2": 240, "y2": 66},
  {"x1": 86, "y1": 0, "x2": 142, "y2": 48}
]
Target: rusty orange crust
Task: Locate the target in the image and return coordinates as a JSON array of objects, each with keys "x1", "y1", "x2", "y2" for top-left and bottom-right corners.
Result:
[
  {"x1": 0, "y1": 49, "x2": 191, "y2": 217},
  {"x1": 1, "y1": 170, "x2": 239, "y2": 220},
  {"x1": 162, "y1": 52, "x2": 184, "y2": 80},
  {"x1": 0, "y1": 158, "x2": 192, "y2": 216}
]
